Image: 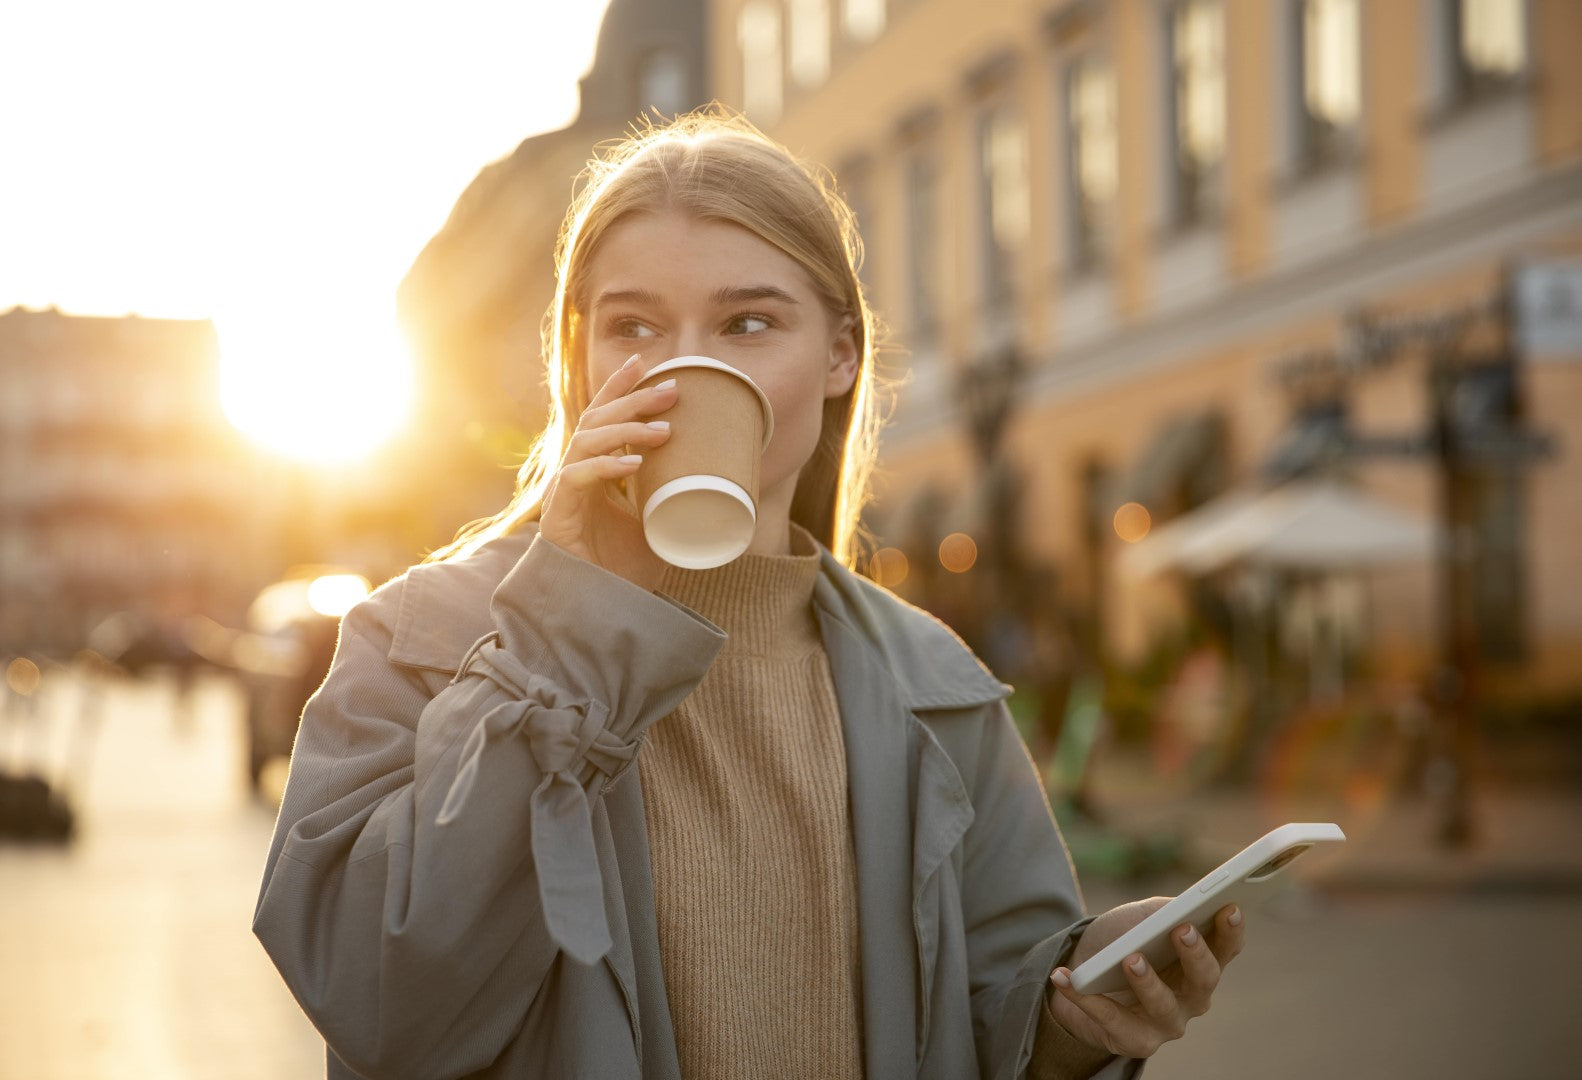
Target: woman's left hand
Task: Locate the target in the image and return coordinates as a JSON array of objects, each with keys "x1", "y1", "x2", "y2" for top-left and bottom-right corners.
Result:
[{"x1": 1046, "y1": 899, "x2": 1245, "y2": 1059}]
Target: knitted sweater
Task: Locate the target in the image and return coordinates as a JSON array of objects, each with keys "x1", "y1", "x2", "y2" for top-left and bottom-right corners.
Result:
[
  {"x1": 639, "y1": 531, "x2": 1106, "y2": 1080},
  {"x1": 640, "y1": 530, "x2": 864, "y2": 1078}
]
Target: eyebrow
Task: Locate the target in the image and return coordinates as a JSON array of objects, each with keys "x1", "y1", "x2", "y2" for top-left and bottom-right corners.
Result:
[
  {"x1": 710, "y1": 284, "x2": 800, "y2": 306},
  {"x1": 593, "y1": 287, "x2": 666, "y2": 309},
  {"x1": 592, "y1": 284, "x2": 801, "y2": 309}
]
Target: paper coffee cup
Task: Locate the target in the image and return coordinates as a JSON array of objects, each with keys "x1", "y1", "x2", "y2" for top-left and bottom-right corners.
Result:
[{"x1": 633, "y1": 356, "x2": 774, "y2": 569}]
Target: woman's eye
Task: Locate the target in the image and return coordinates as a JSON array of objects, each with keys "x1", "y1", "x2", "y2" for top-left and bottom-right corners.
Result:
[
  {"x1": 725, "y1": 314, "x2": 771, "y2": 335},
  {"x1": 612, "y1": 319, "x2": 656, "y2": 338}
]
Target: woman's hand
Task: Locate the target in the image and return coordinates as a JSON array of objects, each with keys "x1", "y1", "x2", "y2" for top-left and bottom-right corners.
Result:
[
  {"x1": 1046, "y1": 898, "x2": 1245, "y2": 1060},
  {"x1": 540, "y1": 354, "x2": 678, "y2": 587}
]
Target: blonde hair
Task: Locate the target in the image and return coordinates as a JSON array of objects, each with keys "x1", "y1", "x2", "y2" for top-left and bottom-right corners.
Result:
[{"x1": 429, "y1": 107, "x2": 885, "y2": 567}]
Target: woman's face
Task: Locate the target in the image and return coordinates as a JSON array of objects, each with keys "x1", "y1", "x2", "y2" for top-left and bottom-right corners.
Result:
[{"x1": 580, "y1": 209, "x2": 859, "y2": 532}]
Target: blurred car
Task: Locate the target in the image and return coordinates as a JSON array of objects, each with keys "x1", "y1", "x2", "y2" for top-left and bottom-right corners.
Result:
[{"x1": 237, "y1": 567, "x2": 370, "y2": 791}]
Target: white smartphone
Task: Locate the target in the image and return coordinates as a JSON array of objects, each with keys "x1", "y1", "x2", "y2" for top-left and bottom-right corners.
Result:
[{"x1": 1068, "y1": 822, "x2": 1346, "y2": 995}]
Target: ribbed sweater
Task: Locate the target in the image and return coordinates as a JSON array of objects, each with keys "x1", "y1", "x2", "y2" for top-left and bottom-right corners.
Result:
[{"x1": 640, "y1": 529, "x2": 863, "y2": 1079}]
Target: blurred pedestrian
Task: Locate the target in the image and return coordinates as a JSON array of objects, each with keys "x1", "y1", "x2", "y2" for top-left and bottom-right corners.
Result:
[{"x1": 253, "y1": 108, "x2": 1243, "y2": 1079}]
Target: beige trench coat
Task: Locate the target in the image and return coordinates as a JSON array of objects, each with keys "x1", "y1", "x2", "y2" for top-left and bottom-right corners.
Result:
[{"x1": 254, "y1": 527, "x2": 1142, "y2": 1079}]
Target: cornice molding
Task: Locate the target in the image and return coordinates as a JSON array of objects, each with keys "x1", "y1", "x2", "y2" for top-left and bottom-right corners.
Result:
[{"x1": 883, "y1": 160, "x2": 1582, "y2": 446}]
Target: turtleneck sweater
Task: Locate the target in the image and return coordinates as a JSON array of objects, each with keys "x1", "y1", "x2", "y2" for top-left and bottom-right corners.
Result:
[{"x1": 639, "y1": 527, "x2": 863, "y2": 1079}]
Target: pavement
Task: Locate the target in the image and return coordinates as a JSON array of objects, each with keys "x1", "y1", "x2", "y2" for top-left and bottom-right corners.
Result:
[
  {"x1": 1065, "y1": 746, "x2": 1582, "y2": 1080},
  {"x1": 3, "y1": 666, "x2": 1578, "y2": 1079},
  {"x1": 0, "y1": 668, "x2": 323, "y2": 1080}
]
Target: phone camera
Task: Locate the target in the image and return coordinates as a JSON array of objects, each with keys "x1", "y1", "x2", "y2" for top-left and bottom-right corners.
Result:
[{"x1": 1247, "y1": 843, "x2": 1311, "y2": 882}]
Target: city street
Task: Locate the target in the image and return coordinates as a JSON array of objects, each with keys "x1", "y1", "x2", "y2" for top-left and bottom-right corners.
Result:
[
  {"x1": 0, "y1": 670, "x2": 322, "y2": 1080},
  {"x1": 1084, "y1": 871, "x2": 1578, "y2": 1079},
  {"x1": 2, "y1": 667, "x2": 1577, "y2": 1079}
]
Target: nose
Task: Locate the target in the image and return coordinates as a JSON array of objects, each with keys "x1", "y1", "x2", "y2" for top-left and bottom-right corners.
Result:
[{"x1": 673, "y1": 324, "x2": 708, "y2": 360}]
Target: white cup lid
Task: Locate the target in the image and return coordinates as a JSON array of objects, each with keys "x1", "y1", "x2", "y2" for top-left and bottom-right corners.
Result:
[
  {"x1": 642, "y1": 475, "x2": 757, "y2": 569},
  {"x1": 639, "y1": 355, "x2": 774, "y2": 449}
]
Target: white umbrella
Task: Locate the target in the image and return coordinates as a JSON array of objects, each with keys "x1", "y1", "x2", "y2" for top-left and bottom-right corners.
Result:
[
  {"x1": 1119, "y1": 481, "x2": 1441, "y2": 578},
  {"x1": 1116, "y1": 490, "x2": 1262, "y2": 579}
]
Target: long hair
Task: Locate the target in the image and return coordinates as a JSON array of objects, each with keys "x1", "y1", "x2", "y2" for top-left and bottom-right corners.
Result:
[{"x1": 429, "y1": 107, "x2": 885, "y2": 567}]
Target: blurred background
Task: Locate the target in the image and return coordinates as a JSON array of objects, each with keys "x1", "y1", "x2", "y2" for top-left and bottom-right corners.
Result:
[{"x1": 3, "y1": 0, "x2": 1579, "y2": 1077}]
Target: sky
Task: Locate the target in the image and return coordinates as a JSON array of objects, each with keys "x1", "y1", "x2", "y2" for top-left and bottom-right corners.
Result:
[{"x1": 0, "y1": 0, "x2": 614, "y2": 461}]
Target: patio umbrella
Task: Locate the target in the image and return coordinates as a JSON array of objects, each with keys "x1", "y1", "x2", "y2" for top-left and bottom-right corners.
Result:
[{"x1": 1118, "y1": 481, "x2": 1441, "y2": 578}]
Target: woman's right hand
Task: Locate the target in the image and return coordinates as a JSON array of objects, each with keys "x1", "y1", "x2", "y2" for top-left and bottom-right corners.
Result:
[
  {"x1": 540, "y1": 354, "x2": 678, "y2": 587},
  {"x1": 1046, "y1": 898, "x2": 1244, "y2": 1061}
]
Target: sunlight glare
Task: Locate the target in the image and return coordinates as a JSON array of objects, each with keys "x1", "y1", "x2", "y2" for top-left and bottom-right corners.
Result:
[
  {"x1": 307, "y1": 574, "x2": 373, "y2": 618},
  {"x1": 217, "y1": 308, "x2": 415, "y2": 465}
]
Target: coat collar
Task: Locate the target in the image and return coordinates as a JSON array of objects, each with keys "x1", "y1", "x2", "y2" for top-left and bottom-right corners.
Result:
[
  {"x1": 385, "y1": 526, "x2": 1010, "y2": 713},
  {"x1": 385, "y1": 530, "x2": 531, "y2": 672}
]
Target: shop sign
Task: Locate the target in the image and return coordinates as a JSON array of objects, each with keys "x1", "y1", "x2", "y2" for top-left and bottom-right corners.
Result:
[{"x1": 1515, "y1": 259, "x2": 1582, "y2": 360}]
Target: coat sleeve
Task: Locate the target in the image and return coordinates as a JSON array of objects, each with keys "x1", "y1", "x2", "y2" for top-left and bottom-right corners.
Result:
[
  {"x1": 252, "y1": 536, "x2": 725, "y2": 1079},
  {"x1": 962, "y1": 702, "x2": 1145, "y2": 1080}
]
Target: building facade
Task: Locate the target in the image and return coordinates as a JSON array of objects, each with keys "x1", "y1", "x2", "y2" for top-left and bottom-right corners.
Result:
[
  {"x1": 709, "y1": 0, "x2": 1582, "y2": 707},
  {"x1": 0, "y1": 307, "x2": 263, "y2": 658}
]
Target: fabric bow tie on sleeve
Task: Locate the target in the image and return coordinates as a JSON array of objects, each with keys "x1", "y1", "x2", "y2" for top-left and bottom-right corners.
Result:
[{"x1": 437, "y1": 634, "x2": 633, "y2": 966}]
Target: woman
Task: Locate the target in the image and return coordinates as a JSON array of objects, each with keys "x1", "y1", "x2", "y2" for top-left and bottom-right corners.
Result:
[{"x1": 254, "y1": 108, "x2": 1243, "y2": 1079}]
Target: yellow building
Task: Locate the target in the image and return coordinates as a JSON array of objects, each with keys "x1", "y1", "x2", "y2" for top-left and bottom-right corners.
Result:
[{"x1": 709, "y1": 0, "x2": 1582, "y2": 708}]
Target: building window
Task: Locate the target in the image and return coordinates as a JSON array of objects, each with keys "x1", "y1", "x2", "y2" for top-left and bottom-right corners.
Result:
[
  {"x1": 739, "y1": 2, "x2": 784, "y2": 122},
  {"x1": 1455, "y1": 0, "x2": 1527, "y2": 94},
  {"x1": 905, "y1": 149, "x2": 939, "y2": 341},
  {"x1": 1066, "y1": 55, "x2": 1118, "y2": 270},
  {"x1": 1298, "y1": 0, "x2": 1360, "y2": 169},
  {"x1": 978, "y1": 104, "x2": 1030, "y2": 310},
  {"x1": 638, "y1": 48, "x2": 689, "y2": 117},
  {"x1": 843, "y1": 0, "x2": 885, "y2": 42},
  {"x1": 788, "y1": 0, "x2": 831, "y2": 88},
  {"x1": 1167, "y1": 0, "x2": 1226, "y2": 227}
]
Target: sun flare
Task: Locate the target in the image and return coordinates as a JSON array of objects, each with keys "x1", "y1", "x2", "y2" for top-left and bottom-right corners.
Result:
[{"x1": 217, "y1": 308, "x2": 415, "y2": 466}]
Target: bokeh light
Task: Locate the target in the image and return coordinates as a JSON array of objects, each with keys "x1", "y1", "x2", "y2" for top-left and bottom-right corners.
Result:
[
  {"x1": 6, "y1": 657, "x2": 42, "y2": 696},
  {"x1": 1113, "y1": 501, "x2": 1152, "y2": 543},
  {"x1": 939, "y1": 532, "x2": 979, "y2": 573},
  {"x1": 869, "y1": 546, "x2": 910, "y2": 587}
]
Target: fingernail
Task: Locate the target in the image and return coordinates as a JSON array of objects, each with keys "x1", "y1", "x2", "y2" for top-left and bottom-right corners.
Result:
[
  {"x1": 1127, "y1": 955, "x2": 1147, "y2": 976},
  {"x1": 618, "y1": 454, "x2": 642, "y2": 465},
  {"x1": 654, "y1": 378, "x2": 677, "y2": 392},
  {"x1": 621, "y1": 354, "x2": 640, "y2": 369},
  {"x1": 1051, "y1": 969, "x2": 1072, "y2": 989},
  {"x1": 1227, "y1": 906, "x2": 1243, "y2": 927},
  {"x1": 1180, "y1": 925, "x2": 1199, "y2": 947},
  {"x1": 646, "y1": 420, "x2": 670, "y2": 431}
]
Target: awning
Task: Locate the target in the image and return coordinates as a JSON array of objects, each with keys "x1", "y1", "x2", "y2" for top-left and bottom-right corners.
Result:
[
  {"x1": 1117, "y1": 480, "x2": 1441, "y2": 578},
  {"x1": 1124, "y1": 409, "x2": 1227, "y2": 511},
  {"x1": 1261, "y1": 403, "x2": 1349, "y2": 483}
]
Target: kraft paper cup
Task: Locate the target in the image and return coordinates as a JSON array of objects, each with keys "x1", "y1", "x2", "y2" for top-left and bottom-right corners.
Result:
[{"x1": 633, "y1": 356, "x2": 774, "y2": 569}]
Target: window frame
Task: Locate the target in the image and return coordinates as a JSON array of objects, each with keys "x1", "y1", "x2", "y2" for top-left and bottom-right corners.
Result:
[
  {"x1": 738, "y1": 0, "x2": 785, "y2": 124},
  {"x1": 1451, "y1": 0, "x2": 1531, "y2": 101},
  {"x1": 787, "y1": 0, "x2": 832, "y2": 89},
  {"x1": 1062, "y1": 50, "x2": 1119, "y2": 274},
  {"x1": 841, "y1": 0, "x2": 885, "y2": 43},
  {"x1": 1423, "y1": 0, "x2": 1534, "y2": 122},
  {"x1": 1293, "y1": 0, "x2": 1363, "y2": 175},
  {"x1": 975, "y1": 97, "x2": 1031, "y2": 316},
  {"x1": 1161, "y1": 0, "x2": 1227, "y2": 231},
  {"x1": 902, "y1": 141, "x2": 941, "y2": 344}
]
